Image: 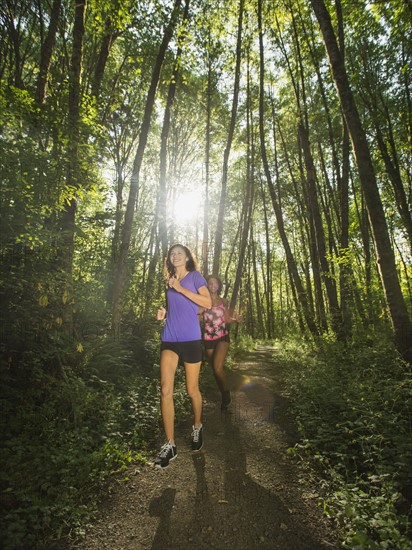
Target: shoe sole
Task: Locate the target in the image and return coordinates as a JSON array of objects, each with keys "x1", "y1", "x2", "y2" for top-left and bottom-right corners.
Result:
[
  {"x1": 155, "y1": 453, "x2": 178, "y2": 469},
  {"x1": 192, "y1": 441, "x2": 204, "y2": 452}
]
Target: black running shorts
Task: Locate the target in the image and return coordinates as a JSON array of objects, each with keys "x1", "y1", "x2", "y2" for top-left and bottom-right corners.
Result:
[
  {"x1": 203, "y1": 334, "x2": 230, "y2": 350},
  {"x1": 160, "y1": 340, "x2": 203, "y2": 363}
]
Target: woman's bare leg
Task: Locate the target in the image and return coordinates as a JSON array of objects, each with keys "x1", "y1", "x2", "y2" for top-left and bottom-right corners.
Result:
[
  {"x1": 160, "y1": 350, "x2": 179, "y2": 443},
  {"x1": 184, "y1": 361, "x2": 202, "y2": 426},
  {"x1": 208, "y1": 342, "x2": 230, "y2": 394}
]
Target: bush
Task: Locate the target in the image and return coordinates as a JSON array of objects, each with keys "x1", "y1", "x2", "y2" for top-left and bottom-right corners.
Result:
[
  {"x1": 279, "y1": 336, "x2": 412, "y2": 549},
  {"x1": 0, "y1": 331, "x2": 190, "y2": 549}
]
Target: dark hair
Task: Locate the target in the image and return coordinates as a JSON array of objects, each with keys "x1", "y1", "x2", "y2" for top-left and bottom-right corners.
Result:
[
  {"x1": 206, "y1": 274, "x2": 223, "y2": 295},
  {"x1": 164, "y1": 244, "x2": 199, "y2": 279}
]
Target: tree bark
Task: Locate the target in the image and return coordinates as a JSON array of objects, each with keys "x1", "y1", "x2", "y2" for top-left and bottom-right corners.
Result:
[
  {"x1": 60, "y1": 0, "x2": 87, "y2": 331},
  {"x1": 310, "y1": 0, "x2": 412, "y2": 360},
  {"x1": 212, "y1": 0, "x2": 244, "y2": 275},
  {"x1": 299, "y1": 122, "x2": 341, "y2": 332},
  {"x1": 230, "y1": 54, "x2": 253, "y2": 311},
  {"x1": 36, "y1": 0, "x2": 62, "y2": 104},
  {"x1": 202, "y1": 42, "x2": 213, "y2": 276}
]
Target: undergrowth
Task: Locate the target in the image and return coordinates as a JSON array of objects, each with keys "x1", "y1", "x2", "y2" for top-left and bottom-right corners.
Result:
[
  {"x1": 0, "y1": 329, "x2": 191, "y2": 549},
  {"x1": 278, "y1": 333, "x2": 412, "y2": 549}
]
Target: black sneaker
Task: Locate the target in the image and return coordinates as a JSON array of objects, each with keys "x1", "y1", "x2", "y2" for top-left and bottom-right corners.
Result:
[
  {"x1": 191, "y1": 425, "x2": 203, "y2": 451},
  {"x1": 221, "y1": 390, "x2": 232, "y2": 410},
  {"x1": 154, "y1": 442, "x2": 177, "y2": 469}
]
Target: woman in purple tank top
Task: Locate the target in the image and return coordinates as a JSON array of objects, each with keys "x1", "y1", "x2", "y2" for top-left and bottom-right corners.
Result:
[{"x1": 154, "y1": 244, "x2": 211, "y2": 469}]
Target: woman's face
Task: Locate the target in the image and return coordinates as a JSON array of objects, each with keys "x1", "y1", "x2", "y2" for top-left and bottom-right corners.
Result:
[
  {"x1": 169, "y1": 246, "x2": 188, "y2": 268},
  {"x1": 208, "y1": 278, "x2": 220, "y2": 294}
]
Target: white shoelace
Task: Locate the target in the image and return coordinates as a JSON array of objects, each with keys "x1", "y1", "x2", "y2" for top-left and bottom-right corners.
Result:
[
  {"x1": 159, "y1": 442, "x2": 174, "y2": 457},
  {"x1": 192, "y1": 425, "x2": 202, "y2": 442}
]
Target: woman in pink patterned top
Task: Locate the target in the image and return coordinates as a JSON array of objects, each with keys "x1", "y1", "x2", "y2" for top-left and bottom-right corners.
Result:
[{"x1": 200, "y1": 275, "x2": 240, "y2": 410}]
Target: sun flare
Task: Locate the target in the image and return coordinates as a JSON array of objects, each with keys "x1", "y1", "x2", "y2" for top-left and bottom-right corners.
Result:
[{"x1": 172, "y1": 189, "x2": 203, "y2": 225}]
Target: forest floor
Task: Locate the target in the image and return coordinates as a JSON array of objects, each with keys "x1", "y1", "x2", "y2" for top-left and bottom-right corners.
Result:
[{"x1": 70, "y1": 345, "x2": 343, "y2": 549}]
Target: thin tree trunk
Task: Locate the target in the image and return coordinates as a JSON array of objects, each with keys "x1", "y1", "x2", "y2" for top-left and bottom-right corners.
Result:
[
  {"x1": 158, "y1": 0, "x2": 190, "y2": 258},
  {"x1": 297, "y1": 127, "x2": 328, "y2": 331},
  {"x1": 258, "y1": 0, "x2": 317, "y2": 335},
  {"x1": 202, "y1": 45, "x2": 212, "y2": 275},
  {"x1": 92, "y1": 16, "x2": 118, "y2": 99},
  {"x1": 212, "y1": 0, "x2": 244, "y2": 274},
  {"x1": 36, "y1": 0, "x2": 61, "y2": 104},
  {"x1": 60, "y1": 0, "x2": 87, "y2": 332},
  {"x1": 336, "y1": 0, "x2": 352, "y2": 338},
  {"x1": 251, "y1": 226, "x2": 264, "y2": 335},
  {"x1": 230, "y1": 52, "x2": 253, "y2": 311},
  {"x1": 259, "y1": 176, "x2": 274, "y2": 338},
  {"x1": 111, "y1": 0, "x2": 182, "y2": 335},
  {"x1": 299, "y1": 122, "x2": 341, "y2": 332},
  {"x1": 375, "y1": 121, "x2": 412, "y2": 253}
]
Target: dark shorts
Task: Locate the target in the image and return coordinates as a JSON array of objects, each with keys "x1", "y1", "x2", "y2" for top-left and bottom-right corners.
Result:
[
  {"x1": 204, "y1": 334, "x2": 230, "y2": 350},
  {"x1": 161, "y1": 340, "x2": 203, "y2": 364}
]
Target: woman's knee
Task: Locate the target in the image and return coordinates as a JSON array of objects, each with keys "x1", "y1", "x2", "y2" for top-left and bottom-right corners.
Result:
[
  {"x1": 186, "y1": 384, "x2": 201, "y2": 400},
  {"x1": 160, "y1": 384, "x2": 174, "y2": 400}
]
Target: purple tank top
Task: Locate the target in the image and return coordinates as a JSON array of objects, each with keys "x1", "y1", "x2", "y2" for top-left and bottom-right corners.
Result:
[{"x1": 161, "y1": 270, "x2": 207, "y2": 342}]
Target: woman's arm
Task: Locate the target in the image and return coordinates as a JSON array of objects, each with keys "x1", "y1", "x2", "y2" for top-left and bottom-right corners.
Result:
[
  {"x1": 168, "y1": 277, "x2": 212, "y2": 308},
  {"x1": 224, "y1": 298, "x2": 242, "y2": 323}
]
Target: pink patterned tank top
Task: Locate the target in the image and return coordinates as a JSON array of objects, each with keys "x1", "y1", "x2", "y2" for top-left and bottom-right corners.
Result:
[{"x1": 203, "y1": 301, "x2": 229, "y2": 341}]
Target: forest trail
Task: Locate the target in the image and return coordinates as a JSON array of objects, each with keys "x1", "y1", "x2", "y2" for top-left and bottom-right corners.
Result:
[{"x1": 72, "y1": 346, "x2": 341, "y2": 549}]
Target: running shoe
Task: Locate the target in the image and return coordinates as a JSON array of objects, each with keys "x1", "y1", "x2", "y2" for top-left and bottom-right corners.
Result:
[
  {"x1": 191, "y1": 425, "x2": 203, "y2": 451},
  {"x1": 154, "y1": 441, "x2": 177, "y2": 469}
]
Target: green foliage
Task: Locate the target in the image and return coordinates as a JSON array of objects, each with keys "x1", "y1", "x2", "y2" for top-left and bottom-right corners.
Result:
[
  {"x1": 0, "y1": 330, "x2": 189, "y2": 549},
  {"x1": 279, "y1": 335, "x2": 412, "y2": 549}
]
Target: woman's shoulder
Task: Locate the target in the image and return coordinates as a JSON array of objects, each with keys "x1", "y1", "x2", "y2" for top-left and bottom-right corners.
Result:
[{"x1": 189, "y1": 270, "x2": 207, "y2": 283}]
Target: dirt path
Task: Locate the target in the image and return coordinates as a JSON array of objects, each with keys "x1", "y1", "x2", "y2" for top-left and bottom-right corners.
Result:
[{"x1": 72, "y1": 345, "x2": 341, "y2": 549}]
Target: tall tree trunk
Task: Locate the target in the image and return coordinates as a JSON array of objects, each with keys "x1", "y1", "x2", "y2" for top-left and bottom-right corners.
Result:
[
  {"x1": 202, "y1": 44, "x2": 212, "y2": 276},
  {"x1": 310, "y1": 0, "x2": 412, "y2": 360},
  {"x1": 259, "y1": 177, "x2": 274, "y2": 338},
  {"x1": 5, "y1": 1, "x2": 25, "y2": 89},
  {"x1": 230, "y1": 54, "x2": 253, "y2": 311},
  {"x1": 251, "y1": 227, "x2": 264, "y2": 335},
  {"x1": 91, "y1": 16, "x2": 118, "y2": 99},
  {"x1": 336, "y1": 0, "x2": 352, "y2": 338},
  {"x1": 297, "y1": 130, "x2": 328, "y2": 331},
  {"x1": 258, "y1": 0, "x2": 317, "y2": 335},
  {"x1": 375, "y1": 121, "x2": 412, "y2": 253},
  {"x1": 212, "y1": 0, "x2": 244, "y2": 275},
  {"x1": 60, "y1": 0, "x2": 87, "y2": 332},
  {"x1": 159, "y1": 0, "x2": 190, "y2": 258},
  {"x1": 36, "y1": 0, "x2": 62, "y2": 104},
  {"x1": 111, "y1": 0, "x2": 182, "y2": 335},
  {"x1": 299, "y1": 123, "x2": 341, "y2": 332}
]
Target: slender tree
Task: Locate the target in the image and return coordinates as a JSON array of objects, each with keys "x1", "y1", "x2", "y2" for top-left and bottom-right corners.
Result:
[
  {"x1": 36, "y1": 0, "x2": 62, "y2": 104},
  {"x1": 212, "y1": 0, "x2": 244, "y2": 274},
  {"x1": 158, "y1": 0, "x2": 190, "y2": 258},
  {"x1": 59, "y1": 0, "x2": 87, "y2": 330}
]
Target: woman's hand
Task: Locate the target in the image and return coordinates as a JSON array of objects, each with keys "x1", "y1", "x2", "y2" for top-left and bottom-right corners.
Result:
[
  {"x1": 168, "y1": 276, "x2": 183, "y2": 293},
  {"x1": 156, "y1": 306, "x2": 166, "y2": 321}
]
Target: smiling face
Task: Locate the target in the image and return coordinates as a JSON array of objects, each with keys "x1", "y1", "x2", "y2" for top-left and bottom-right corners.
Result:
[
  {"x1": 169, "y1": 246, "x2": 188, "y2": 269},
  {"x1": 207, "y1": 277, "x2": 220, "y2": 295}
]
